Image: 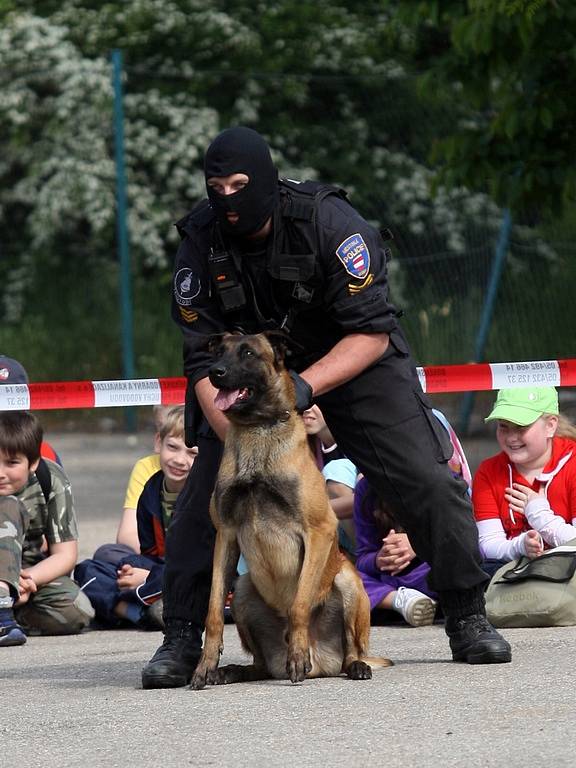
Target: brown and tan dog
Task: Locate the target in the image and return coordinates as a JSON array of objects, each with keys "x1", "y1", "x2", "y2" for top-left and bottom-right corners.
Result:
[{"x1": 191, "y1": 332, "x2": 392, "y2": 689}]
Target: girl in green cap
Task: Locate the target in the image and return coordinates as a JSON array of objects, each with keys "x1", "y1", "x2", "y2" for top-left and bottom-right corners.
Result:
[{"x1": 473, "y1": 386, "x2": 576, "y2": 575}]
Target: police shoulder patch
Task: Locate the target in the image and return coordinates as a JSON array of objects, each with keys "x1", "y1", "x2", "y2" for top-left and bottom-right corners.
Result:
[
  {"x1": 174, "y1": 268, "x2": 201, "y2": 307},
  {"x1": 335, "y1": 233, "x2": 370, "y2": 278}
]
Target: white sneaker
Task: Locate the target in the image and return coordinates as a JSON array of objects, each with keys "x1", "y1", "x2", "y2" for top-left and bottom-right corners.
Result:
[{"x1": 392, "y1": 587, "x2": 437, "y2": 627}]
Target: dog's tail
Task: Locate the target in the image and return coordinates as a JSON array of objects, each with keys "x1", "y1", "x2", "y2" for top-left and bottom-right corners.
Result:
[{"x1": 361, "y1": 655, "x2": 394, "y2": 669}]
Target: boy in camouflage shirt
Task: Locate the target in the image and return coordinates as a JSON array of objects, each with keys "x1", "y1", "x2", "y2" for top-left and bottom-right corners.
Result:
[{"x1": 0, "y1": 411, "x2": 93, "y2": 646}]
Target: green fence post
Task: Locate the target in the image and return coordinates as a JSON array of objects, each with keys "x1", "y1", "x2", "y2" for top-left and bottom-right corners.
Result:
[
  {"x1": 111, "y1": 49, "x2": 136, "y2": 432},
  {"x1": 458, "y1": 209, "x2": 512, "y2": 435}
]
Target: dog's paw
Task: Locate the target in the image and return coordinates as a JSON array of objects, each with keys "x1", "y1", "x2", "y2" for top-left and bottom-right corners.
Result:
[
  {"x1": 190, "y1": 674, "x2": 206, "y2": 690},
  {"x1": 191, "y1": 660, "x2": 224, "y2": 689},
  {"x1": 286, "y1": 648, "x2": 312, "y2": 683},
  {"x1": 346, "y1": 660, "x2": 372, "y2": 680},
  {"x1": 190, "y1": 664, "x2": 209, "y2": 690},
  {"x1": 205, "y1": 667, "x2": 224, "y2": 686}
]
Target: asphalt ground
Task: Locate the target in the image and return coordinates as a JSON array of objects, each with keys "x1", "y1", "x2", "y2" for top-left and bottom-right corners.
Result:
[{"x1": 3, "y1": 430, "x2": 574, "y2": 768}]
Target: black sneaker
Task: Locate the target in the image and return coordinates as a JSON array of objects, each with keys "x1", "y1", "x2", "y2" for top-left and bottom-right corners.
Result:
[
  {"x1": 141, "y1": 619, "x2": 202, "y2": 689},
  {"x1": 0, "y1": 608, "x2": 27, "y2": 647},
  {"x1": 446, "y1": 613, "x2": 511, "y2": 664},
  {"x1": 137, "y1": 600, "x2": 165, "y2": 632}
]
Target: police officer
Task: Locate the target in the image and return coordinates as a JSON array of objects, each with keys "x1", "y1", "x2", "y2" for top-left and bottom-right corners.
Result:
[{"x1": 141, "y1": 126, "x2": 511, "y2": 688}]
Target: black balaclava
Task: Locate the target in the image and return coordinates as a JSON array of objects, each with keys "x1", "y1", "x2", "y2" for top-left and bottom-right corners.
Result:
[{"x1": 204, "y1": 126, "x2": 278, "y2": 237}]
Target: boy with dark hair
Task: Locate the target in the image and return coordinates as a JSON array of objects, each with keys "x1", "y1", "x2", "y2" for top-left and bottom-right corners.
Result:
[
  {"x1": 0, "y1": 411, "x2": 93, "y2": 646},
  {"x1": 75, "y1": 406, "x2": 197, "y2": 631},
  {"x1": 0, "y1": 355, "x2": 61, "y2": 464}
]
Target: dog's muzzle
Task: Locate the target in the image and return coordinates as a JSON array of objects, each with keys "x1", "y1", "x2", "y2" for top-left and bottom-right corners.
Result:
[{"x1": 209, "y1": 365, "x2": 254, "y2": 413}]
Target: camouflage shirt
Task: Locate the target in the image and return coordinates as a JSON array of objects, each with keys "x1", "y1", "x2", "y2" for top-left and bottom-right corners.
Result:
[{"x1": 16, "y1": 459, "x2": 79, "y2": 567}]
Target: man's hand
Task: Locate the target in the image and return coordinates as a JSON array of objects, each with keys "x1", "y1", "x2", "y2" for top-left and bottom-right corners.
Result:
[
  {"x1": 375, "y1": 530, "x2": 416, "y2": 575},
  {"x1": 195, "y1": 376, "x2": 231, "y2": 441},
  {"x1": 298, "y1": 332, "x2": 389, "y2": 398},
  {"x1": 289, "y1": 370, "x2": 313, "y2": 413}
]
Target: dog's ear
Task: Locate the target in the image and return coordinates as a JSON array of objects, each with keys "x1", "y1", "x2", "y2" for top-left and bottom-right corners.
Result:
[
  {"x1": 207, "y1": 333, "x2": 227, "y2": 355},
  {"x1": 207, "y1": 331, "x2": 245, "y2": 355},
  {"x1": 263, "y1": 331, "x2": 290, "y2": 367}
]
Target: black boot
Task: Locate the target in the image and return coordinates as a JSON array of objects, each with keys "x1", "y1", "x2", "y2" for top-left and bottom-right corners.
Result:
[
  {"x1": 141, "y1": 619, "x2": 202, "y2": 689},
  {"x1": 446, "y1": 614, "x2": 512, "y2": 664}
]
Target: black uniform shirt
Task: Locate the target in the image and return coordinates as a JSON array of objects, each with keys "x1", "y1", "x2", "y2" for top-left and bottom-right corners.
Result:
[{"x1": 171, "y1": 183, "x2": 399, "y2": 384}]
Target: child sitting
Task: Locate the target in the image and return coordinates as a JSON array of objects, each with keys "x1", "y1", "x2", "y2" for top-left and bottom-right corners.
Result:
[
  {"x1": 322, "y1": 457, "x2": 359, "y2": 561},
  {"x1": 353, "y1": 477, "x2": 439, "y2": 626},
  {"x1": 93, "y1": 404, "x2": 173, "y2": 564},
  {"x1": 473, "y1": 387, "x2": 576, "y2": 576},
  {"x1": 74, "y1": 406, "x2": 197, "y2": 629},
  {"x1": 0, "y1": 411, "x2": 93, "y2": 646},
  {"x1": 353, "y1": 409, "x2": 472, "y2": 627},
  {"x1": 0, "y1": 355, "x2": 62, "y2": 465}
]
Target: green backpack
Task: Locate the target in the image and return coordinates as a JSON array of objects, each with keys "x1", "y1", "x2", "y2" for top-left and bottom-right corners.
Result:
[{"x1": 485, "y1": 540, "x2": 576, "y2": 628}]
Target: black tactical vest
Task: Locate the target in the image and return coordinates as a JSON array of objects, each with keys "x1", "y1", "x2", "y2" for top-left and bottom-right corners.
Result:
[{"x1": 208, "y1": 179, "x2": 347, "y2": 326}]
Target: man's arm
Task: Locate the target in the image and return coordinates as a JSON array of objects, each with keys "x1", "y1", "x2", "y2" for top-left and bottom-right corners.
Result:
[
  {"x1": 194, "y1": 332, "x2": 388, "y2": 438},
  {"x1": 299, "y1": 332, "x2": 389, "y2": 396},
  {"x1": 195, "y1": 377, "x2": 230, "y2": 441}
]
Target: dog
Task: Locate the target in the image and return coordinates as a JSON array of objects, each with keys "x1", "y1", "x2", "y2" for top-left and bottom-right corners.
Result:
[{"x1": 191, "y1": 332, "x2": 392, "y2": 689}]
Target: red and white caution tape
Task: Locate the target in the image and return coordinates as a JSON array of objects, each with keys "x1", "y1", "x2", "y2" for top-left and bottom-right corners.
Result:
[
  {"x1": 0, "y1": 359, "x2": 575, "y2": 412},
  {"x1": 0, "y1": 377, "x2": 185, "y2": 412},
  {"x1": 416, "y1": 358, "x2": 575, "y2": 395}
]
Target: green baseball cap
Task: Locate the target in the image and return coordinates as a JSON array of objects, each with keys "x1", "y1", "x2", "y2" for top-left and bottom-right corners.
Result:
[{"x1": 485, "y1": 386, "x2": 559, "y2": 426}]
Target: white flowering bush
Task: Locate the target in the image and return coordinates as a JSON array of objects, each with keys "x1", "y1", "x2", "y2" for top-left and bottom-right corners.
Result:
[
  {"x1": 0, "y1": 1, "x2": 566, "y2": 376},
  {"x1": 0, "y1": 11, "x2": 222, "y2": 322}
]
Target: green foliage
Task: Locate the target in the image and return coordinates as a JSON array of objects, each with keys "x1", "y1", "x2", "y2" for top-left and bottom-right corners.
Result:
[
  {"x1": 0, "y1": 1, "x2": 573, "y2": 389},
  {"x1": 387, "y1": 0, "x2": 576, "y2": 215}
]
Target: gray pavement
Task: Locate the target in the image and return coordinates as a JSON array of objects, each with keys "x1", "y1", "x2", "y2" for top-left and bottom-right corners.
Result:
[{"x1": 3, "y1": 431, "x2": 574, "y2": 768}]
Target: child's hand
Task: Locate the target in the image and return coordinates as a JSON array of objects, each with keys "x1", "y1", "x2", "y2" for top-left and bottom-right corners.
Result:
[
  {"x1": 375, "y1": 530, "x2": 415, "y2": 575},
  {"x1": 16, "y1": 571, "x2": 37, "y2": 605},
  {"x1": 524, "y1": 529, "x2": 544, "y2": 559},
  {"x1": 504, "y1": 482, "x2": 541, "y2": 515},
  {"x1": 116, "y1": 564, "x2": 150, "y2": 590}
]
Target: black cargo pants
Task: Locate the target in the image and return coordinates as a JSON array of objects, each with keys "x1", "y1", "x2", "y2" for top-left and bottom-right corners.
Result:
[
  {"x1": 162, "y1": 429, "x2": 223, "y2": 624},
  {"x1": 316, "y1": 330, "x2": 488, "y2": 618}
]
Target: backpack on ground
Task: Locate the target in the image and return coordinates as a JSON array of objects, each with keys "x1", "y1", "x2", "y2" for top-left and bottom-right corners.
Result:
[{"x1": 485, "y1": 540, "x2": 576, "y2": 627}]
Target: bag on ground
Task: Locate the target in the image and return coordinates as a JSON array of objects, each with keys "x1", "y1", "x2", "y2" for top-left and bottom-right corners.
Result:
[{"x1": 485, "y1": 539, "x2": 576, "y2": 628}]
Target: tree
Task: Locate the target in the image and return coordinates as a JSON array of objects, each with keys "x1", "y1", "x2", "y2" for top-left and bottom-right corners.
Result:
[
  {"x1": 0, "y1": 1, "x2": 563, "y2": 379},
  {"x1": 386, "y1": 0, "x2": 576, "y2": 216},
  {"x1": 1, "y1": 2, "x2": 483, "y2": 322},
  {"x1": 1, "y1": 1, "x2": 517, "y2": 275}
]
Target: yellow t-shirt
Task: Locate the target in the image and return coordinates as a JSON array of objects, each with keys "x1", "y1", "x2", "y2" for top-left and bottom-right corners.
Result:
[{"x1": 123, "y1": 454, "x2": 162, "y2": 509}]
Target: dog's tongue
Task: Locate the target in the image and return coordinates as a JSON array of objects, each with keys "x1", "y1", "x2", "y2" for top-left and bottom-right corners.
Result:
[{"x1": 214, "y1": 388, "x2": 249, "y2": 411}]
